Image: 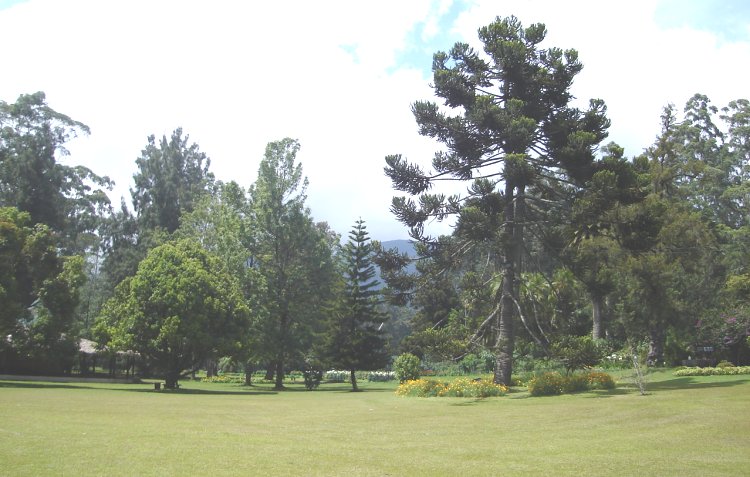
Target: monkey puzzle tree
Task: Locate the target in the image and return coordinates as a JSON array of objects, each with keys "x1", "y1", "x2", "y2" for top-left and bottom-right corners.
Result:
[{"x1": 384, "y1": 16, "x2": 609, "y2": 385}]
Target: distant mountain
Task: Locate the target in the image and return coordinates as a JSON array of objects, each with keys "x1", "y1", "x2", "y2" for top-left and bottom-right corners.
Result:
[
  {"x1": 376, "y1": 239, "x2": 418, "y2": 280},
  {"x1": 379, "y1": 239, "x2": 416, "y2": 257}
]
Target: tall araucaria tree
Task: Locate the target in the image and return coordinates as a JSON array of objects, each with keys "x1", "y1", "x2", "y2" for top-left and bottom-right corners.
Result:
[
  {"x1": 383, "y1": 16, "x2": 609, "y2": 385},
  {"x1": 323, "y1": 219, "x2": 388, "y2": 391}
]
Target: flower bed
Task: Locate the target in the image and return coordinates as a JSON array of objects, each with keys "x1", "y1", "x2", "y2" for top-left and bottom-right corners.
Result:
[{"x1": 396, "y1": 378, "x2": 508, "y2": 398}]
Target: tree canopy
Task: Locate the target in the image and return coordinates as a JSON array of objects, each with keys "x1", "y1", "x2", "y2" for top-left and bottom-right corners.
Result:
[
  {"x1": 384, "y1": 16, "x2": 610, "y2": 385},
  {"x1": 95, "y1": 240, "x2": 250, "y2": 388}
]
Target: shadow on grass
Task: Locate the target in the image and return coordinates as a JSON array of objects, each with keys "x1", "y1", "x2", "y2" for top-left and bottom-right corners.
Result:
[
  {"x1": 260, "y1": 385, "x2": 396, "y2": 394},
  {"x1": 582, "y1": 388, "x2": 632, "y2": 398},
  {"x1": 579, "y1": 375, "x2": 750, "y2": 397},
  {"x1": 0, "y1": 381, "x2": 278, "y2": 396},
  {"x1": 629, "y1": 376, "x2": 750, "y2": 392},
  {"x1": 449, "y1": 398, "x2": 489, "y2": 406}
]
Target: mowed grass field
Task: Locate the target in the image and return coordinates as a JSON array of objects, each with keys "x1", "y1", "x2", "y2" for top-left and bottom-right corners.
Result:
[{"x1": 1, "y1": 371, "x2": 748, "y2": 476}]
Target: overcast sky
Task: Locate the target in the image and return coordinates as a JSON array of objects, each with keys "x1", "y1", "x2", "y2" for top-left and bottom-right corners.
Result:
[{"x1": 1, "y1": 0, "x2": 749, "y2": 240}]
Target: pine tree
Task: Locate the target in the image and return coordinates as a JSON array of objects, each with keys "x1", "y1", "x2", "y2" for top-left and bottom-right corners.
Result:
[{"x1": 324, "y1": 219, "x2": 388, "y2": 391}]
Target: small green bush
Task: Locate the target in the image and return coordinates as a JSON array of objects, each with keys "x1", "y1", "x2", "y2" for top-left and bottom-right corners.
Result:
[
  {"x1": 528, "y1": 371, "x2": 616, "y2": 396},
  {"x1": 528, "y1": 372, "x2": 565, "y2": 396},
  {"x1": 552, "y1": 336, "x2": 602, "y2": 374},
  {"x1": 562, "y1": 373, "x2": 589, "y2": 393},
  {"x1": 394, "y1": 353, "x2": 421, "y2": 382},
  {"x1": 716, "y1": 360, "x2": 735, "y2": 368},
  {"x1": 303, "y1": 368, "x2": 323, "y2": 390},
  {"x1": 586, "y1": 371, "x2": 616, "y2": 389}
]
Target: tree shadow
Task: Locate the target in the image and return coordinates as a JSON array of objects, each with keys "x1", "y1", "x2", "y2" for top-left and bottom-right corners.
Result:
[
  {"x1": 582, "y1": 388, "x2": 632, "y2": 398},
  {"x1": 0, "y1": 380, "x2": 278, "y2": 396},
  {"x1": 449, "y1": 398, "x2": 489, "y2": 406},
  {"x1": 635, "y1": 376, "x2": 750, "y2": 392},
  {"x1": 0, "y1": 381, "x2": 90, "y2": 391}
]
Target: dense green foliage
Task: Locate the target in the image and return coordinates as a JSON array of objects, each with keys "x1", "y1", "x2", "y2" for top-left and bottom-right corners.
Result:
[
  {"x1": 393, "y1": 353, "x2": 422, "y2": 382},
  {"x1": 383, "y1": 16, "x2": 610, "y2": 385},
  {"x1": 0, "y1": 92, "x2": 112, "y2": 254},
  {"x1": 94, "y1": 240, "x2": 250, "y2": 388},
  {"x1": 0, "y1": 207, "x2": 85, "y2": 374},
  {"x1": 248, "y1": 138, "x2": 339, "y2": 389}
]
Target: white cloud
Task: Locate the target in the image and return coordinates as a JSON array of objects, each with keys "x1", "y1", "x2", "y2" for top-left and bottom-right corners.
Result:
[{"x1": 2, "y1": 0, "x2": 749, "y2": 241}]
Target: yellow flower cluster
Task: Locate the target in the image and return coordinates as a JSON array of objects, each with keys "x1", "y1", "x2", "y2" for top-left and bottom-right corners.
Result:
[{"x1": 396, "y1": 378, "x2": 508, "y2": 398}]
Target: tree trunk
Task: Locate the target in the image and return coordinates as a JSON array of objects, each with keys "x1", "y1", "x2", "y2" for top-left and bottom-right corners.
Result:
[
  {"x1": 493, "y1": 181, "x2": 517, "y2": 386},
  {"x1": 244, "y1": 361, "x2": 254, "y2": 386},
  {"x1": 493, "y1": 269, "x2": 515, "y2": 386},
  {"x1": 264, "y1": 364, "x2": 275, "y2": 381},
  {"x1": 274, "y1": 358, "x2": 285, "y2": 390},
  {"x1": 591, "y1": 294, "x2": 605, "y2": 340},
  {"x1": 647, "y1": 327, "x2": 665, "y2": 366},
  {"x1": 165, "y1": 370, "x2": 179, "y2": 389},
  {"x1": 206, "y1": 358, "x2": 218, "y2": 378},
  {"x1": 350, "y1": 369, "x2": 359, "y2": 392}
]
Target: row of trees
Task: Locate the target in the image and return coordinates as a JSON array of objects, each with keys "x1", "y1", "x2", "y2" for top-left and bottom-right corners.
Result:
[
  {"x1": 1, "y1": 16, "x2": 748, "y2": 388},
  {"x1": 0, "y1": 94, "x2": 387, "y2": 389}
]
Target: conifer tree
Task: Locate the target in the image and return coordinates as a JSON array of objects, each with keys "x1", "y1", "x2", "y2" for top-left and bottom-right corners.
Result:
[
  {"x1": 324, "y1": 219, "x2": 388, "y2": 391},
  {"x1": 383, "y1": 16, "x2": 609, "y2": 384}
]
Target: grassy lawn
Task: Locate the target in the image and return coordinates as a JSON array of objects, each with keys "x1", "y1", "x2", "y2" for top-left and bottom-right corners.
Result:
[{"x1": 1, "y1": 370, "x2": 748, "y2": 476}]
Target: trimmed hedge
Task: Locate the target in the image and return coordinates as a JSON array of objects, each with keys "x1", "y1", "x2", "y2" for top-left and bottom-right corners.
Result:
[{"x1": 674, "y1": 366, "x2": 750, "y2": 376}]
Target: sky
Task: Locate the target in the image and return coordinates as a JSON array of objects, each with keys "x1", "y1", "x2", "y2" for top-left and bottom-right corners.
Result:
[{"x1": 1, "y1": 0, "x2": 749, "y2": 241}]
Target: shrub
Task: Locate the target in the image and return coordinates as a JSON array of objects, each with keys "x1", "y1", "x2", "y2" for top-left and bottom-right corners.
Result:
[
  {"x1": 395, "y1": 379, "x2": 446, "y2": 397},
  {"x1": 599, "y1": 352, "x2": 630, "y2": 370},
  {"x1": 674, "y1": 366, "x2": 750, "y2": 376},
  {"x1": 201, "y1": 373, "x2": 244, "y2": 384},
  {"x1": 303, "y1": 368, "x2": 323, "y2": 390},
  {"x1": 552, "y1": 336, "x2": 602, "y2": 374},
  {"x1": 528, "y1": 372, "x2": 565, "y2": 396},
  {"x1": 324, "y1": 370, "x2": 349, "y2": 382},
  {"x1": 395, "y1": 378, "x2": 507, "y2": 398},
  {"x1": 562, "y1": 373, "x2": 589, "y2": 393},
  {"x1": 587, "y1": 371, "x2": 616, "y2": 389},
  {"x1": 394, "y1": 353, "x2": 421, "y2": 382},
  {"x1": 367, "y1": 371, "x2": 395, "y2": 382},
  {"x1": 459, "y1": 354, "x2": 481, "y2": 374},
  {"x1": 716, "y1": 360, "x2": 735, "y2": 368},
  {"x1": 528, "y1": 371, "x2": 616, "y2": 396}
]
